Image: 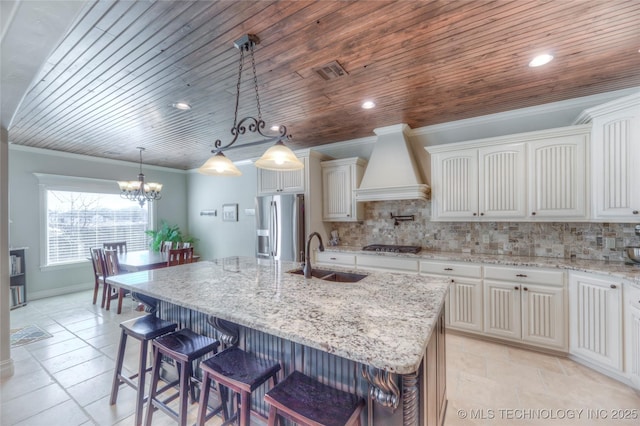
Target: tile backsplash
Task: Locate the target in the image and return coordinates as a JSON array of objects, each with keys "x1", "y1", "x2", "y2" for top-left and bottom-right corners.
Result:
[{"x1": 330, "y1": 200, "x2": 640, "y2": 262}]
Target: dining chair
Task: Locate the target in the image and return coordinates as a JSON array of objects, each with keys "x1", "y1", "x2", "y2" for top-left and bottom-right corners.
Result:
[
  {"x1": 179, "y1": 241, "x2": 191, "y2": 249},
  {"x1": 167, "y1": 247, "x2": 194, "y2": 266},
  {"x1": 103, "y1": 248, "x2": 128, "y2": 314},
  {"x1": 103, "y1": 241, "x2": 127, "y2": 254},
  {"x1": 89, "y1": 247, "x2": 107, "y2": 307},
  {"x1": 161, "y1": 241, "x2": 174, "y2": 253}
]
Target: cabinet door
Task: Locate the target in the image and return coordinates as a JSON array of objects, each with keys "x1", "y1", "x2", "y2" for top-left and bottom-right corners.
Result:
[
  {"x1": 569, "y1": 273, "x2": 623, "y2": 371},
  {"x1": 528, "y1": 135, "x2": 587, "y2": 218},
  {"x1": 257, "y1": 169, "x2": 280, "y2": 194},
  {"x1": 449, "y1": 277, "x2": 483, "y2": 333},
  {"x1": 483, "y1": 280, "x2": 521, "y2": 340},
  {"x1": 521, "y1": 284, "x2": 566, "y2": 350},
  {"x1": 322, "y1": 165, "x2": 352, "y2": 220},
  {"x1": 279, "y1": 168, "x2": 305, "y2": 193},
  {"x1": 432, "y1": 149, "x2": 478, "y2": 219},
  {"x1": 591, "y1": 108, "x2": 640, "y2": 220},
  {"x1": 478, "y1": 144, "x2": 526, "y2": 218},
  {"x1": 625, "y1": 284, "x2": 640, "y2": 389}
]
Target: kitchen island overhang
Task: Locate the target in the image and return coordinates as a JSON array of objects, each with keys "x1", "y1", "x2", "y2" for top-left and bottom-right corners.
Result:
[{"x1": 106, "y1": 256, "x2": 449, "y2": 425}]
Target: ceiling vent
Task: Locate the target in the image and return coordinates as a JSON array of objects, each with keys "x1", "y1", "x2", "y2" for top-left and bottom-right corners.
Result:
[{"x1": 312, "y1": 60, "x2": 348, "y2": 80}]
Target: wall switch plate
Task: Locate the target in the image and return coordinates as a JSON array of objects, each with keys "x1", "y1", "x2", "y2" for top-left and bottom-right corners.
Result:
[{"x1": 605, "y1": 238, "x2": 616, "y2": 249}]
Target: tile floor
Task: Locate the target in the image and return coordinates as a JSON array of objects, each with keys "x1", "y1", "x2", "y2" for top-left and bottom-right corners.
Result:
[{"x1": 0, "y1": 290, "x2": 638, "y2": 425}]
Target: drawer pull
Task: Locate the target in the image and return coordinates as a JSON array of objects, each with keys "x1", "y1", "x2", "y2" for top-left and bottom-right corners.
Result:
[
  {"x1": 610, "y1": 284, "x2": 617, "y2": 289},
  {"x1": 514, "y1": 286, "x2": 519, "y2": 290},
  {"x1": 330, "y1": 257, "x2": 337, "y2": 260},
  {"x1": 633, "y1": 210, "x2": 639, "y2": 215},
  {"x1": 444, "y1": 268, "x2": 453, "y2": 271},
  {"x1": 516, "y1": 274, "x2": 528, "y2": 278},
  {"x1": 473, "y1": 213, "x2": 477, "y2": 216},
  {"x1": 523, "y1": 287, "x2": 528, "y2": 291}
]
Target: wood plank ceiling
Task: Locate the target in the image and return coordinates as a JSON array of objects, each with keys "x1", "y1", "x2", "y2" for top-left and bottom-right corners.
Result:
[{"x1": 7, "y1": 0, "x2": 640, "y2": 169}]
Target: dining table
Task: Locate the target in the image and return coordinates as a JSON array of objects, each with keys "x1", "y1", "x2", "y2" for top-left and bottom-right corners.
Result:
[{"x1": 117, "y1": 249, "x2": 200, "y2": 272}]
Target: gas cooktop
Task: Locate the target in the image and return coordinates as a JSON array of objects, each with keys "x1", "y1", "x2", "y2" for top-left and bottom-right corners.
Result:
[{"x1": 362, "y1": 244, "x2": 422, "y2": 254}]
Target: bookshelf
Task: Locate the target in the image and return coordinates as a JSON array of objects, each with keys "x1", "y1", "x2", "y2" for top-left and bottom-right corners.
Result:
[{"x1": 10, "y1": 248, "x2": 27, "y2": 309}]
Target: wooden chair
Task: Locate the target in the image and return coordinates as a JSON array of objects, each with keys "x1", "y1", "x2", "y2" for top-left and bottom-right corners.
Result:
[
  {"x1": 103, "y1": 241, "x2": 127, "y2": 254},
  {"x1": 178, "y1": 241, "x2": 191, "y2": 249},
  {"x1": 89, "y1": 247, "x2": 107, "y2": 307},
  {"x1": 160, "y1": 241, "x2": 174, "y2": 253},
  {"x1": 167, "y1": 247, "x2": 194, "y2": 266},
  {"x1": 103, "y1": 249, "x2": 128, "y2": 314}
]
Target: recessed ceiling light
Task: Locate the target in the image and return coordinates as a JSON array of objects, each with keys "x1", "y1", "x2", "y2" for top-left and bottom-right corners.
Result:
[
  {"x1": 529, "y1": 54, "x2": 554, "y2": 67},
  {"x1": 172, "y1": 102, "x2": 192, "y2": 110},
  {"x1": 362, "y1": 100, "x2": 376, "y2": 109}
]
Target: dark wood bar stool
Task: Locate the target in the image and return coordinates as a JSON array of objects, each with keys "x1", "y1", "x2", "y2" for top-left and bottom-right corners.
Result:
[
  {"x1": 145, "y1": 328, "x2": 220, "y2": 426},
  {"x1": 264, "y1": 371, "x2": 365, "y2": 426},
  {"x1": 110, "y1": 315, "x2": 178, "y2": 426},
  {"x1": 196, "y1": 346, "x2": 281, "y2": 426}
]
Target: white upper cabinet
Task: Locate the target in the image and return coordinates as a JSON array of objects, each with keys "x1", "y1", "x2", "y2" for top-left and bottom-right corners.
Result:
[
  {"x1": 577, "y1": 92, "x2": 640, "y2": 221},
  {"x1": 257, "y1": 160, "x2": 306, "y2": 195},
  {"x1": 321, "y1": 158, "x2": 366, "y2": 221},
  {"x1": 427, "y1": 125, "x2": 590, "y2": 221},
  {"x1": 527, "y1": 134, "x2": 587, "y2": 219}
]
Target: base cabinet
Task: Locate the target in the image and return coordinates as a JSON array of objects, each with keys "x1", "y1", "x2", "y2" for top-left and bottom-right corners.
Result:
[
  {"x1": 569, "y1": 272, "x2": 623, "y2": 372},
  {"x1": 624, "y1": 282, "x2": 640, "y2": 389},
  {"x1": 422, "y1": 309, "x2": 447, "y2": 426},
  {"x1": 483, "y1": 266, "x2": 567, "y2": 351}
]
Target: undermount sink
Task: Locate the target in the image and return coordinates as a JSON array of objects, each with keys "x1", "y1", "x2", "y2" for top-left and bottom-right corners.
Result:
[{"x1": 288, "y1": 268, "x2": 368, "y2": 283}]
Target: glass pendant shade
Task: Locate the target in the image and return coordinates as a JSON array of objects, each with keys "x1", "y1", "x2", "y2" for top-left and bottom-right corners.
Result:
[
  {"x1": 254, "y1": 141, "x2": 304, "y2": 171},
  {"x1": 198, "y1": 151, "x2": 242, "y2": 176}
]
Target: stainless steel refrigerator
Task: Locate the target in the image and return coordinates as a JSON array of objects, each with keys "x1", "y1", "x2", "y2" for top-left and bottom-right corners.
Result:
[{"x1": 255, "y1": 194, "x2": 305, "y2": 262}]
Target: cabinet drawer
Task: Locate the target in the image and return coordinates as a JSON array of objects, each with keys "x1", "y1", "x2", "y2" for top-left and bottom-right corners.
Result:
[
  {"x1": 420, "y1": 261, "x2": 481, "y2": 278},
  {"x1": 316, "y1": 251, "x2": 356, "y2": 267},
  {"x1": 484, "y1": 265, "x2": 564, "y2": 286},
  {"x1": 357, "y1": 254, "x2": 419, "y2": 273}
]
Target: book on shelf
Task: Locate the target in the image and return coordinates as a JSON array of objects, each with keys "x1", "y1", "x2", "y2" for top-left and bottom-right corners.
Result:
[
  {"x1": 10, "y1": 254, "x2": 22, "y2": 276},
  {"x1": 10, "y1": 286, "x2": 24, "y2": 306}
]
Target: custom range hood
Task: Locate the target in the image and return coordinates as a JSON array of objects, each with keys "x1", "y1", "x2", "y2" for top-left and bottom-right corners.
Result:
[{"x1": 355, "y1": 124, "x2": 429, "y2": 202}]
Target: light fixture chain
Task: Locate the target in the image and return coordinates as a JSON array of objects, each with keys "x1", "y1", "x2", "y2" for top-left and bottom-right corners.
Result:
[
  {"x1": 233, "y1": 47, "x2": 245, "y2": 129},
  {"x1": 250, "y1": 42, "x2": 262, "y2": 121}
]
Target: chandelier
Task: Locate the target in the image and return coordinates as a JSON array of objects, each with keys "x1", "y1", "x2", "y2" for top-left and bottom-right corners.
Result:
[
  {"x1": 198, "y1": 34, "x2": 303, "y2": 176},
  {"x1": 117, "y1": 147, "x2": 163, "y2": 207}
]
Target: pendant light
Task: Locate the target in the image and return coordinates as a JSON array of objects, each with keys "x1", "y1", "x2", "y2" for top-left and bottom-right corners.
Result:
[
  {"x1": 117, "y1": 147, "x2": 162, "y2": 207},
  {"x1": 198, "y1": 34, "x2": 303, "y2": 176}
]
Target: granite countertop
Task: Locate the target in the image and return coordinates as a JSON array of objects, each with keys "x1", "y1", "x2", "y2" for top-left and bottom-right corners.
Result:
[
  {"x1": 327, "y1": 246, "x2": 640, "y2": 284},
  {"x1": 105, "y1": 256, "x2": 449, "y2": 375}
]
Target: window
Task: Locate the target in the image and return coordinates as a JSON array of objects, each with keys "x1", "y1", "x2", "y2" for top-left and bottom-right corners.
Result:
[{"x1": 36, "y1": 174, "x2": 153, "y2": 267}]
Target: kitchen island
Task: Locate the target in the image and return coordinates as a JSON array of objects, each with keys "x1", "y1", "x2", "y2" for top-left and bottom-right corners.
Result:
[{"x1": 106, "y1": 256, "x2": 449, "y2": 425}]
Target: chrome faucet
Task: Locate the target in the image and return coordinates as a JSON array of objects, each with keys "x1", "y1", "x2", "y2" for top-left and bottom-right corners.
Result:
[{"x1": 303, "y1": 232, "x2": 325, "y2": 278}]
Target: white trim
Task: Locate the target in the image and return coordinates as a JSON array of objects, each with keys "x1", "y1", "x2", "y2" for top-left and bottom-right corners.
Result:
[
  {"x1": 34, "y1": 172, "x2": 122, "y2": 194},
  {"x1": 425, "y1": 124, "x2": 592, "y2": 154},
  {"x1": 10, "y1": 144, "x2": 185, "y2": 173},
  {"x1": 575, "y1": 91, "x2": 640, "y2": 123},
  {"x1": 28, "y1": 282, "x2": 94, "y2": 301}
]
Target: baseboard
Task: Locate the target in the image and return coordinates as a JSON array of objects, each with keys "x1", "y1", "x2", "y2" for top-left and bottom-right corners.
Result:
[
  {"x1": 29, "y1": 282, "x2": 93, "y2": 301},
  {"x1": 0, "y1": 357, "x2": 15, "y2": 379},
  {"x1": 446, "y1": 328, "x2": 569, "y2": 357},
  {"x1": 567, "y1": 353, "x2": 633, "y2": 389}
]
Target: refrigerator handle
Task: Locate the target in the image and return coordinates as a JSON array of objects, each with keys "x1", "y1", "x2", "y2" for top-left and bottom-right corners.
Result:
[{"x1": 272, "y1": 200, "x2": 279, "y2": 257}]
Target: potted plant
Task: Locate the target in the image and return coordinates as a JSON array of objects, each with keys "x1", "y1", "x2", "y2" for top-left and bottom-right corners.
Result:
[{"x1": 145, "y1": 220, "x2": 198, "y2": 252}]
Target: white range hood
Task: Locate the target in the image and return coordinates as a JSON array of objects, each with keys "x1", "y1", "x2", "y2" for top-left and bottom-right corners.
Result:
[{"x1": 355, "y1": 124, "x2": 429, "y2": 202}]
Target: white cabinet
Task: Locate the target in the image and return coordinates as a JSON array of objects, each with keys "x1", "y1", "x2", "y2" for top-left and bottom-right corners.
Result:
[
  {"x1": 357, "y1": 254, "x2": 419, "y2": 273},
  {"x1": 484, "y1": 265, "x2": 567, "y2": 350},
  {"x1": 430, "y1": 144, "x2": 525, "y2": 220},
  {"x1": 257, "y1": 161, "x2": 306, "y2": 195},
  {"x1": 624, "y1": 281, "x2": 640, "y2": 389},
  {"x1": 427, "y1": 125, "x2": 591, "y2": 222},
  {"x1": 315, "y1": 251, "x2": 356, "y2": 268},
  {"x1": 569, "y1": 272, "x2": 623, "y2": 373},
  {"x1": 527, "y1": 134, "x2": 588, "y2": 219},
  {"x1": 321, "y1": 158, "x2": 366, "y2": 221},
  {"x1": 420, "y1": 260, "x2": 483, "y2": 332},
  {"x1": 578, "y1": 93, "x2": 640, "y2": 221}
]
